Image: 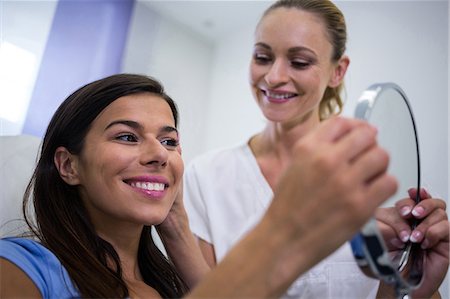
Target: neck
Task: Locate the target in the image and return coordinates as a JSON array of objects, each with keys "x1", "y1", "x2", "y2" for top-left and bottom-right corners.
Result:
[
  {"x1": 96, "y1": 224, "x2": 144, "y2": 281},
  {"x1": 251, "y1": 113, "x2": 321, "y2": 160}
]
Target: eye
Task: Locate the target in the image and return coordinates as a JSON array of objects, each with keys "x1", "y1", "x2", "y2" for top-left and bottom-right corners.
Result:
[
  {"x1": 116, "y1": 133, "x2": 138, "y2": 143},
  {"x1": 253, "y1": 53, "x2": 272, "y2": 65},
  {"x1": 291, "y1": 59, "x2": 311, "y2": 69},
  {"x1": 160, "y1": 138, "x2": 179, "y2": 149}
]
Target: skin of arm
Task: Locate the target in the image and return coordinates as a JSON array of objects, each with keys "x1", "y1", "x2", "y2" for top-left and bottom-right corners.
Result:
[
  {"x1": 188, "y1": 117, "x2": 398, "y2": 298},
  {"x1": 235, "y1": 195, "x2": 447, "y2": 299},
  {"x1": 187, "y1": 209, "x2": 317, "y2": 297},
  {"x1": 0, "y1": 258, "x2": 42, "y2": 298}
]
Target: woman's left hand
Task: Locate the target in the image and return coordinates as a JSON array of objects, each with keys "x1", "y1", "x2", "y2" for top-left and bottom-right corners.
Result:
[
  {"x1": 376, "y1": 188, "x2": 449, "y2": 298},
  {"x1": 157, "y1": 182, "x2": 189, "y2": 238},
  {"x1": 156, "y1": 182, "x2": 210, "y2": 287}
]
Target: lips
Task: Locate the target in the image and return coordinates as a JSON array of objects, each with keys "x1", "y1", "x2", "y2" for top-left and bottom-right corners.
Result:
[
  {"x1": 129, "y1": 181, "x2": 165, "y2": 191},
  {"x1": 262, "y1": 89, "x2": 297, "y2": 103},
  {"x1": 124, "y1": 176, "x2": 169, "y2": 199}
]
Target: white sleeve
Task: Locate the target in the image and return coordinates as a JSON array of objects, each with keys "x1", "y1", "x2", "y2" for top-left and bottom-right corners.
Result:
[{"x1": 183, "y1": 161, "x2": 213, "y2": 244}]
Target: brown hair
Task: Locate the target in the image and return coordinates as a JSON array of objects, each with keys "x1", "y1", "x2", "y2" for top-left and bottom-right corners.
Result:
[
  {"x1": 23, "y1": 74, "x2": 188, "y2": 298},
  {"x1": 263, "y1": 0, "x2": 347, "y2": 120}
]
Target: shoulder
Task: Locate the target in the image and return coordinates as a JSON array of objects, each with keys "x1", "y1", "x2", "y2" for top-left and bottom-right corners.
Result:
[
  {"x1": 187, "y1": 142, "x2": 251, "y2": 172},
  {"x1": 0, "y1": 237, "x2": 50, "y2": 263},
  {"x1": 0, "y1": 237, "x2": 79, "y2": 298}
]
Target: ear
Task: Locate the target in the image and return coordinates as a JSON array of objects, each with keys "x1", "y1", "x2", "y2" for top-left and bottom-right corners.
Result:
[
  {"x1": 328, "y1": 55, "x2": 350, "y2": 88},
  {"x1": 54, "y1": 146, "x2": 80, "y2": 185}
]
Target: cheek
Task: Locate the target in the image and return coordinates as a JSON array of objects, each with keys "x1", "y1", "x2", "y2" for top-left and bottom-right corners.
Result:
[
  {"x1": 102, "y1": 153, "x2": 129, "y2": 173},
  {"x1": 295, "y1": 71, "x2": 323, "y2": 95},
  {"x1": 170, "y1": 154, "x2": 184, "y2": 180},
  {"x1": 249, "y1": 66, "x2": 263, "y2": 103},
  {"x1": 81, "y1": 150, "x2": 134, "y2": 183},
  {"x1": 249, "y1": 62, "x2": 262, "y2": 86},
  {"x1": 176, "y1": 158, "x2": 184, "y2": 179}
]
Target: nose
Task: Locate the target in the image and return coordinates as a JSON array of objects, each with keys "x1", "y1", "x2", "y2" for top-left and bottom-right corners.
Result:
[
  {"x1": 140, "y1": 139, "x2": 168, "y2": 168},
  {"x1": 265, "y1": 59, "x2": 289, "y2": 86}
]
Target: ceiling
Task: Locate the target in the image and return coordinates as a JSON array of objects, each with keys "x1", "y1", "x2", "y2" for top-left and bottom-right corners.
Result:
[{"x1": 138, "y1": 1, "x2": 273, "y2": 42}]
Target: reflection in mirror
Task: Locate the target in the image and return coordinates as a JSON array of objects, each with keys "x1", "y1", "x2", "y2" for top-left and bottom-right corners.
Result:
[{"x1": 351, "y1": 83, "x2": 422, "y2": 299}]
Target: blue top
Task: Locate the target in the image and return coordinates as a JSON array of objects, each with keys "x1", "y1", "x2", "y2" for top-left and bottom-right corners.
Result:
[{"x1": 0, "y1": 237, "x2": 79, "y2": 298}]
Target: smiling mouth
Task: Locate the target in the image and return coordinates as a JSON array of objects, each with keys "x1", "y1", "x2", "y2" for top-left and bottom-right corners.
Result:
[
  {"x1": 127, "y1": 181, "x2": 167, "y2": 191},
  {"x1": 263, "y1": 90, "x2": 297, "y2": 100}
]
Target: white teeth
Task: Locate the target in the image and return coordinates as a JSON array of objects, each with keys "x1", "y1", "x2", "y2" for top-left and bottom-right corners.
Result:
[
  {"x1": 131, "y1": 182, "x2": 165, "y2": 191},
  {"x1": 265, "y1": 91, "x2": 295, "y2": 99}
]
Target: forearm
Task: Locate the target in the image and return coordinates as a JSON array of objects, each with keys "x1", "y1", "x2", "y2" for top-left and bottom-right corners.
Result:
[
  {"x1": 188, "y1": 118, "x2": 399, "y2": 297},
  {"x1": 188, "y1": 210, "x2": 325, "y2": 298}
]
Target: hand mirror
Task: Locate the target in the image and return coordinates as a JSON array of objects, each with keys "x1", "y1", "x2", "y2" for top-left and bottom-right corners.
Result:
[{"x1": 350, "y1": 83, "x2": 422, "y2": 299}]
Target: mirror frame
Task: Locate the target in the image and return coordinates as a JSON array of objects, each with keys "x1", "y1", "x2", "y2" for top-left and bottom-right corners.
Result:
[{"x1": 350, "y1": 82, "x2": 422, "y2": 298}]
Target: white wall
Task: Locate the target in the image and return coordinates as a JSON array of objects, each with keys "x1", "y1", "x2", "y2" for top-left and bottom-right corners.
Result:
[
  {"x1": 204, "y1": 10, "x2": 266, "y2": 152},
  {"x1": 122, "y1": 1, "x2": 214, "y2": 164}
]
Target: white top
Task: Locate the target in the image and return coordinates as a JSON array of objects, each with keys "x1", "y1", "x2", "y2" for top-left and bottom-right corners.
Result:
[{"x1": 184, "y1": 142, "x2": 379, "y2": 298}]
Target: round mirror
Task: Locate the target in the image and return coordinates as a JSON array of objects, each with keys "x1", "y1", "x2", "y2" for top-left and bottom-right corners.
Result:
[{"x1": 350, "y1": 83, "x2": 422, "y2": 298}]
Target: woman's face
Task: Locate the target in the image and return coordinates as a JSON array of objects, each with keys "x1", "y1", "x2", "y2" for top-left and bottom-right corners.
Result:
[
  {"x1": 70, "y1": 93, "x2": 183, "y2": 231},
  {"x1": 250, "y1": 8, "x2": 341, "y2": 126}
]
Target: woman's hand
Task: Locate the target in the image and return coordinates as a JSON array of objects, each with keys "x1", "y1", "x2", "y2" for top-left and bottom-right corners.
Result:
[
  {"x1": 189, "y1": 117, "x2": 398, "y2": 298},
  {"x1": 156, "y1": 183, "x2": 210, "y2": 287},
  {"x1": 269, "y1": 117, "x2": 398, "y2": 261},
  {"x1": 157, "y1": 182, "x2": 189, "y2": 237},
  {"x1": 376, "y1": 188, "x2": 449, "y2": 298}
]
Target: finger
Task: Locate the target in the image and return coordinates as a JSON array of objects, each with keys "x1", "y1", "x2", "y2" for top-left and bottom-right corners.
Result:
[
  {"x1": 408, "y1": 187, "x2": 432, "y2": 201},
  {"x1": 395, "y1": 189, "x2": 439, "y2": 218},
  {"x1": 333, "y1": 125, "x2": 378, "y2": 164},
  {"x1": 377, "y1": 220, "x2": 405, "y2": 249},
  {"x1": 420, "y1": 220, "x2": 450, "y2": 249},
  {"x1": 364, "y1": 173, "x2": 398, "y2": 212},
  {"x1": 313, "y1": 116, "x2": 372, "y2": 143},
  {"x1": 410, "y1": 208, "x2": 448, "y2": 243},
  {"x1": 375, "y1": 207, "x2": 411, "y2": 243},
  {"x1": 411, "y1": 198, "x2": 447, "y2": 219},
  {"x1": 350, "y1": 145, "x2": 390, "y2": 185},
  {"x1": 395, "y1": 197, "x2": 416, "y2": 218}
]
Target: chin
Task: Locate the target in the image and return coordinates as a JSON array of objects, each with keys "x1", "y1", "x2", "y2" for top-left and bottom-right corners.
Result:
[
  {"x1": 263, "y1": 111, "x2": 295, "y2": 123},
  {"x1": 133, "y1": 212, "x2": 169, "y2": 226}
]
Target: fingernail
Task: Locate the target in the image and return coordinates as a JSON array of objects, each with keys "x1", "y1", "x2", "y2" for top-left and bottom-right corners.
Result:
[
  {"x1": 390, "y1": 238, "x2": 405, "y2": 249},
  {"x1": 412, "y1": 206, "x2": 425, "y2": 217},
  {"x1": 410, "y1": 231, "x2": 422, "y2": 243},
  {"x1": 399, "y1": 230, "x2": 410, "y2": 242},
  {"x1": 400, "y1": 206, "x2": 412, "y2": 216},
  {"x1": 421, "y1": 239, "x2": 429, "y2": 249}
]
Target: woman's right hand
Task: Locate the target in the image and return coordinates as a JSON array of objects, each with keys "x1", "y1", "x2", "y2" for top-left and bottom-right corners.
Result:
[
  {"x1": 267, "y1": 116, "x2": 398, "y2": 272},
  {"x1": 189, "y1": 117, "x2": 398, "y2": 298}
]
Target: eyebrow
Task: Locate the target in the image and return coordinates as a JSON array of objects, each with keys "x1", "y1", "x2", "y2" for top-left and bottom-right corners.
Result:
[
  {"x1": 254, "y1": 42, "x2": 316, "y2": 56},
  {"x1": 105, "y1": 120, "x2": 178, "y2": 135}
]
